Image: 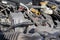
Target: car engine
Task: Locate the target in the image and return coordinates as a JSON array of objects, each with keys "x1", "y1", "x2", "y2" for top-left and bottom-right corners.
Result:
[{"x1": 0, "y1": 0, "x2": 60, "y2": 40}]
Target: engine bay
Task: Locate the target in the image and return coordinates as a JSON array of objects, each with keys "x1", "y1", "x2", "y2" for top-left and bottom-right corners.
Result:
[{"x1": 0, "y1": 0, "x2": 60, "y2": 40}]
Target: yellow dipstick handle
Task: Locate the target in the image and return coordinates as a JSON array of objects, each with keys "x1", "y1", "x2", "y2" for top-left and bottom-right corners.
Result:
[{"x1": 30, "y1": 8, "x2": 40, "y2": 16}]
